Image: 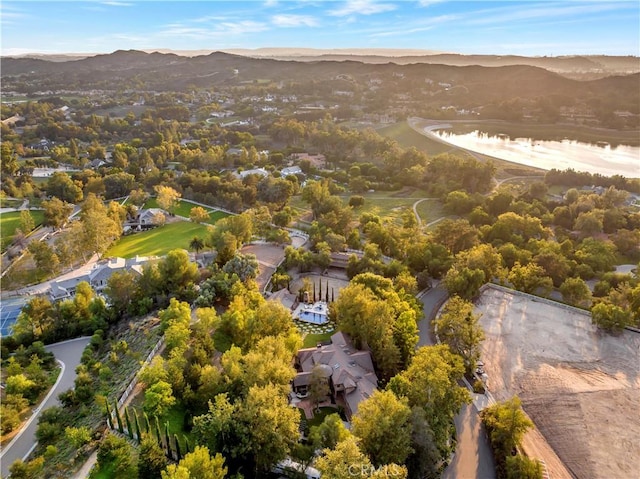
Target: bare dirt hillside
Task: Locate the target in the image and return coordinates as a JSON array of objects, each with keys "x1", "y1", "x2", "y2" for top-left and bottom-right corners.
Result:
[{"x1": 475, "y1": 286, "x2": 640, "y2": 479}]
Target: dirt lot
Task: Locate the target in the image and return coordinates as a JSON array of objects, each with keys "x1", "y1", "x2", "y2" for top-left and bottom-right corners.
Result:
[{"x1": 475, "y1": 286, "x2": 640, "y2": 479}]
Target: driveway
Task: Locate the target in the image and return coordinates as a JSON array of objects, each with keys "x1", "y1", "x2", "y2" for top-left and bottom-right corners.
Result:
[
  {"x1": 416, "y1": 284, "x2": 496, "y2": 479},
  {"x1": 0, "y1": 336, "x2": 91, "y2": 477}
]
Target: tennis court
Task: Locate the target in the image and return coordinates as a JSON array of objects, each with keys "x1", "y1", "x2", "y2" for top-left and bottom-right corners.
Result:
[{"x1": 0, "y1": 296, "x2": 27, "y2": 336}]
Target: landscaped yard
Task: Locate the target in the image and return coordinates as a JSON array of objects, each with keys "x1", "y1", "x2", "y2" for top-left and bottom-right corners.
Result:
[
  {"x1": 143, "y1": 198, "x2": 229, "y2": 224},
  {"x1": 0, "y1": 210, "x2": 44, "y2": 251},
  {"x1": 105, "y1": 221, "x2": 211, "y2": 258},
  {"x1": 306, "y1": 406, "x2": 345, "y2": 429}
]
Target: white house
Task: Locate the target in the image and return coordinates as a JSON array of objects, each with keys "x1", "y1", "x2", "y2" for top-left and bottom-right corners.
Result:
[{"x1": 49, "y1": 256, "x2": 151, "y2": 300}]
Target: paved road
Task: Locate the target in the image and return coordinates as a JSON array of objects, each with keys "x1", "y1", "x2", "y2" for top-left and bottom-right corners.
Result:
[
  {"x1": 0, "y1": 336, "x2": 91, "y2": 477},
  {"x1": 416, "y1": 285, "x2": 496, "y2": 479},
  {"x1": 442, "y1": 404, "x2": 496, "y2": 479}
]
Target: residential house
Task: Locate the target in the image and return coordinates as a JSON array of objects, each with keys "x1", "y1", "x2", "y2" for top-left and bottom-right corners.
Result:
[
  {"x1": 293, "y1": 331, "x2": 379, "y2": 420},
  {"x1": 233, "y1": 168, "x2": 269, "y2": 180},
  {"x1": 281, "y1": 165, "x2": 303, "y2": 177},
  {"x1": 49, "y1": 256, "x2": 150, "y2": 300},
  {"x1": 123, "y1": 208, "x2": 166, "y2": 233}
]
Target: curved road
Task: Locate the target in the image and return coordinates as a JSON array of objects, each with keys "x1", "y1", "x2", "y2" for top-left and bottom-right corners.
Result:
[
  {"x1": 416, "y1": 285, "x2": 496, "y2": 479},
  {"x1": 1, "y1": 336, "x2": 91, "y2": 477}
]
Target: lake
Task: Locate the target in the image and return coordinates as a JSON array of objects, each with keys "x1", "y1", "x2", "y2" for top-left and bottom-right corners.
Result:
[{"x1": 432, "y1": 129, "x2": 640, "y2": 177}]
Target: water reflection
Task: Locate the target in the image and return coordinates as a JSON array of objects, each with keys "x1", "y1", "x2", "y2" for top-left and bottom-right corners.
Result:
[{"x1": 433, "y1": 129, "x2": 640, "y2": 177}]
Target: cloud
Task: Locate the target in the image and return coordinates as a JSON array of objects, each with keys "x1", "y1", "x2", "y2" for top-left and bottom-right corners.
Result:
[
  {"x1": 102, "y1": 1, "x2": 134, "y2": 6},
  {"x1": 369, "y1": 13, "x2": 458, "y2": 37},
  {"x1": 272, "y1": 14, "x2": 319, "y2": 27},
  {"x1": 0, "y1": 4, "x2": 28, "y2": 25},
  {"x1": 418, "y1": 0, "x2": 446, "y2": 6},
  {"x1": 466, "y1": 2, "x2": 627, "y2": 26},
  {"x1": 264, "y1": 0, "x2": 279, "y2": 6},
  {"x1": 329, "y1": 0, "x2": 396, "y2": 16},
  {"x1": 159, "y1": 20, "x2": 269, "y2": 39}
]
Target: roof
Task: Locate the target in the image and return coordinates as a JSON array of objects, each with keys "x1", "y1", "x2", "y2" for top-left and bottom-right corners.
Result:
[
  {"x1": 281, "y1": 166, "x2": 303, "y2": 176},
  {"x1": 235, "y1": 168, "x2": 269, "y2": 179},
  {"x1": 295, "y1": 331, "x2": 379, "y2": 418}
]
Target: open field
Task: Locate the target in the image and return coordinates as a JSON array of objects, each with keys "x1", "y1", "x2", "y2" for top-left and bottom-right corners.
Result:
[
  {"x1": 143, "y1": 198, "x2": 229, "y2": 224},
  {"x1": 105, "y1": 221, "x2": 210, "y2": 258},
  {"x1": 414, "y1": 198, "x2": 444, "y2": 225},
  {"x1": 475, "y1": 286, "x2": 640, "y2": 479},
  {"x1": 0, "y1": 210, "x2": 44, "y2": 251},
  {"x1": 377, "y1": 121, "x2": 453, "y2": 156}
]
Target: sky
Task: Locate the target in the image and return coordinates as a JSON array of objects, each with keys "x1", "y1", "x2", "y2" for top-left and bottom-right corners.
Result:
[{"x1": 1, "y1": 1, "x2": 639, "y2": 57}]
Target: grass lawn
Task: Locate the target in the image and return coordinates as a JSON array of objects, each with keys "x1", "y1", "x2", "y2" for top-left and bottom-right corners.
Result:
[
  {"x1": 414, "y1": 199, "x2": 445, "y2": 225},
  {"x1": 377, "y1": 121, "x2": 452, "y2": 156},
  {"x1": 143, "y1": 199, "x2": 230, "y2": 224},
  {"x1": 302, "y1": 331, "x2": 334, "y2": 348},
  {"x1": 306, "y1": 406, "x2": 344, "y2": 429},
  {"x1": 0, "y1": 210, "x2": 44, "y2": 251},
  {"x1": 105, "y1": 221, "x2": 210, "y2": 258}
]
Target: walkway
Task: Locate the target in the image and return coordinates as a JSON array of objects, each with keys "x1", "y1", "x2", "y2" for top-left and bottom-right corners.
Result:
[{"x1": 0, "y1": 336, "x2": 91, "y2": 477}]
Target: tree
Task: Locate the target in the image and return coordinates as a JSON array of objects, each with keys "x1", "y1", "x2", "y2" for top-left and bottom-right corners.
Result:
[
  {"x1": 591, "y1": 302, "x2": 634, "y2": 333},
  {"x1": 481, "y1": 396, "x2": 533, "y2": 457},
  {"x1": 309, "y1": 413, "x2": 351, "y2": 450},
  {"x1": 105, "y1": 269, "x2": 140, "y2": 318},
  {"x1": 139, "y1": 435, "x2": 168, "y2": 479},
  {"x1": 443, "y1": 265, "x2": 485, "y2": 300},
  {"x1": 143, "y1": 380, "x2": 176, "y2": 417},
  {"x1": 154, "y1": 185, "x2": 181, "y2": 214},
  {"x1": 157, "y1": 249, "x2": 199, "y2": 298},
  {"x1": 387, "y1": 345, "x2": 469, "y2": 455},
  {"x1": 42, "y1": 197, "x2": 73, "y2": 230},
  {"x1": 405, "y1": 407, "x2": 440, "y2": 479},
  {"x1": 19, "y1": 210, "x2": 35, "y2": 234},
  {"x1": 72, "y1": 193, "x2": 122, "y2": 259},
  {"x1": 162, "y1": 446, "x2": 227, "y2": 479},
  {"x1": 349, "y1": 195, "x2": 365, "y2": 208},
  {"x1": 222, "y1": 253, "x2": 259, "y2": 283},
  {"x1": 506, "y1": 455, "x2": 543, "y2": 479},
  {"x1": 308, "y1": 363, "x2": 331, "y2": 412},
  {"x1": 189, "y1": 236, "x2": 205, "y2": 255},
  {"x1": 315, "y1": 436, "x2": 372, "y2": 479},
  {"x1": 239, "y1": 384, "x2": 300, "y2": 472},
  {"x1": 27, "y1": 241, "x2": 60, "y2": 276},
  {"x1": 65, "y1": 426, "x2": 92, "y2": 449},
  {"x1": 559, "y1": 277, "x2": 592, "y2": 308},
  {"x1": 1, "y1": 142, "x2": 19, "y2": 177},
  {"x1": 352, "y1": 390, "x2": 413, "y2": 466},
  {"x1": 508, "y1": 262, "x2": 553, "y2": 295},
  {"x1": 434, "y1": 296, "x2": 485, "y2": 373},
  {"x1": 432, "y1": 219, "x2": 479, "y2": 254},
  {"x1": 46, "y1": 171, "x2": 83, "y2": 203},
  {"x1": 8, "y1": 457, "x2": 45, "y2": 479},
  {"x1": 189, "y1": 206, "x2": 210, "y2": 223},
  {"x1": 96, "y1": 432, "x2": 138, "y2": 478},
  {"x1": 139, "y1": 356, "x2": 169, "y2": 388}
]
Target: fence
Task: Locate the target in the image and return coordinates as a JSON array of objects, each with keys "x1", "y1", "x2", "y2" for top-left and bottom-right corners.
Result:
[{"x1": 115, "y1": 336, "x2": 165, "y2": 411}]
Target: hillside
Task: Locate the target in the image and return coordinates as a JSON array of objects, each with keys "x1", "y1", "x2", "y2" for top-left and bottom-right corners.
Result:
[{"x1": 2, "y1": 49, "x2": 638, "y2": 105}]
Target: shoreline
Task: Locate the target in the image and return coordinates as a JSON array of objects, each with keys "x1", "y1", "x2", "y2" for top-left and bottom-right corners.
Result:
[{"x1": 408, "y1": 117, "x2": 640, "y2": 178}]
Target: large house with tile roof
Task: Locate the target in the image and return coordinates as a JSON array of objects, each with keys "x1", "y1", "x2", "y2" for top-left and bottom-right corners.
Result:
[{"x1": 293, "y1": 331, "x2": 378, "y2": 420}]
